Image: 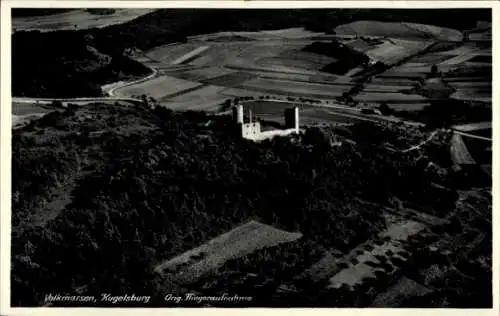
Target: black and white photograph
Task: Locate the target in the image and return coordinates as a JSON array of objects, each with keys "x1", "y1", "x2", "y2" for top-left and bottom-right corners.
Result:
[{"x1": 2, "y1": 1, "x2": 496, "y2": 310}]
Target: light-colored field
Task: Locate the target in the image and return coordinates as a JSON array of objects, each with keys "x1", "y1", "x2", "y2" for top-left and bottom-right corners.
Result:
[
  {"x1": 12, "y1": 9, "x2": 155, "y2": 32},
  {"x1": 187, "y1": 43, "x2": 263, "y2": 67},
  {"x1": 258, "y1": 71, "x2": 345, "y2": 84},
  {"x1": 12, "y1": 102, "x2": 61, "y2": 116},
  {"x1": 257, "y1": 51, "x2": 336, "y2": 71},
  {"x1": 238, "y1": 78, "x2": 351, "y2": 98},
  {"x1": 364, "y1": 39, "x2": 433, "y2": 65},
  {"x1": 171, "y1": 46, "x2": 210, "y2": 65},
  {"x1": 370, "y1": 276, "x2": 432, "y2": 307},
  {"x1": 12, "y1": 113, "x2": 46, "y2": 129},
  {"x1": 402, "y1": 22, "x2": 463, "y2": 41},
  {"x1": 450, "y1": 90, "x2": 492, "y2": 103},
  {"x1": 201, "y1": 72, "x2": 257, "y2": 87},
  {"x1": 439, "y1": 54, "x2": 481, "y2": 66},
  {"x1": 335, "y1": 21, "x2": 462, "y2": 41},
  {"x1": 116, "y1": 75, "x2": 202, "y2": 100},
  {"x1": 160, "y1": 85, "x2": 229, "y2": 111},
  {"x1": 260, "y1": 28, "x2": 321, "y2": 39},
  {"x1": 146, "y1": 43, "x2": 201, "y2": 64},
  {"x1": 327, "y1": 220, "x2": 427, "y2": 289},
  {"x1": 435, "y1": 44, "x2": 480, "y2": 56},
  {"x1": 409, "y1": 53, "x2": 455, "y2": 64},
  {"x1": 355, "y1": 92, "x2": 427, "y2": 103},
  {"x1": 344, "y1": 38, "x2": 376, "y2": 53},
  {"x1": 448, "y1": 82, "x2": 491, "y2": 89},
  {"x1": 450, "y1": 134, "x2": 476, "y2": 165},
  {"x1": 453, "y1": 121, "x2": 492, "y2": 132},
  {"x1": 219, "y1": 87, "x2": 269, "y2": 99},
  {"x1": 155, "y1": 220, "x2": 302, "y2": 285},
  {"x1": 388, "y1": 103, "x2": 431, "y2": 112},
  {"x1": 363, "y1": 83, "x2": 415, "y2": 92}
]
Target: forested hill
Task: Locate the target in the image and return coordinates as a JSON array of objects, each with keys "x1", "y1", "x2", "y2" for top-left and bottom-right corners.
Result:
[
  {"x1": 12, "y1": 9, "x2": 490, "y2": 98},
  {"x1": 11, "y1": 103, "x2": 460, "y2": 306}
]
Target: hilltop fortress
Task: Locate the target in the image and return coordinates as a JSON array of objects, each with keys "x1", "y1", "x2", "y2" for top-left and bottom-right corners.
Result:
[{"x1": 232, "y1": 103, "x2": 300, "y2": 141}]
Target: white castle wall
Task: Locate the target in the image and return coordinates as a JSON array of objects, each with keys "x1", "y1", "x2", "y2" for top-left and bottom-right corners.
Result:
[
  {"x1": 245, "y1": 128, "x2": 297, "y2": 141},
  {"x1": 242, "y1": 122, "x2": 261, "y2": 138},
  {"x1": 233, "y1": 102, "x2": 299, "y2": 142}
]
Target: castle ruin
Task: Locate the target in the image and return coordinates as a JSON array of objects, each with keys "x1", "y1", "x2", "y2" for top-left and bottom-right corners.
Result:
[{"x1": 232, "y1": 103, "x2": 300, "y2": 141}]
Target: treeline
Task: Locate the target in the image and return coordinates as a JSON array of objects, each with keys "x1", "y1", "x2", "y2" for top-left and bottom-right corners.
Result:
[
  {"x1": 12, "y1": 30, "x2": 152, "y2": 97},
  {"x1": 12, "y1": 9, "x2": 490, "y2": 97},
  {"x1": 11, "y1": 9, "x2": 73, "y2": 17}
]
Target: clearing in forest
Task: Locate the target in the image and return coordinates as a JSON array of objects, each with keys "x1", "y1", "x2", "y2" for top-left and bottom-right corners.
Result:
[{"x1": 155, "y1": 220, "x2": 302, "y2": 285}]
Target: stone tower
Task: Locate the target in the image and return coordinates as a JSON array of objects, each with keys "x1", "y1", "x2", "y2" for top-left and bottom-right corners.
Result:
[
  {"x1": 232, "y1": 103, "x2": 244, "y2": 124},
  {"x1": 284, "y1": 106, "x2": 299, "y2": 133}
]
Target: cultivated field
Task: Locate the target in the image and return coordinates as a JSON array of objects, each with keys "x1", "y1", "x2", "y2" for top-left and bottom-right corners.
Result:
[
  {"x1": 355, "y1": 92, "x2": 427, "y2": 103},
  {"x1": 12, "y1": 114, "x2": 46, "y2": 130},
  {"x1": 334, "y1": 21, "x2": 462, "y2": 41},
  {"x1": 450, "y1": 134, "x2": 476, "y2": 165},
  {"x1": 327, "y1": 220, "x2": 427, "y2": 289},
  {"x1": 453, "y1": 122, "x2": 492, "y2": 133},
  {"x1": 362, "y1": 39, "x2": 434, "y2": 65},
  {"x1": 115, "y1": 75, "x2": 202, "y2": 100},
  {"x1": 161, "y1": 85, "x2": 230, "y2": 111},
  {"x1": 132, "y1": 31, "x2": 360, "y2": 109},
  {"x1": 12, "y1": 9, "x2": 155, "y2": 32},
  {"x1": 370, "y1": 276, "x2": 432, "y2": 307},
  {"x1": 146, "y1": 43, "x2": 202, "y2": 65},
  {"x1": 155, "y1": 220, "x2": 302, "y2": 285},
  {"x1": 12, "y1": 102, "x2": 61, "y2": 116},
  {"x1": 237, "y1": 78, "x2": 351, "y2": 99},
  {"x1": 94, "y1": 22, "x2": 490, "y2": 126}
]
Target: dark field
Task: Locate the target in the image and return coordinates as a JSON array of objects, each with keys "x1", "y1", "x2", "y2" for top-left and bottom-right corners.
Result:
[
  {"x1": 462, "y1": 136, "x2": 492, "y2": 165},
  {"x1": 468, "y1": 55, "x2": 492, "y2": 64},
  {"x1": 242, "y1": 101, "x2": 359, "y2": 125}
]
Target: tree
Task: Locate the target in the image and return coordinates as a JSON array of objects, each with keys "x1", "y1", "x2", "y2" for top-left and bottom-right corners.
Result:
[
  {"x1": 141, "y1": 94, "x2": 149, "y2": 107},
  {"x1": 430, "y1": 64, "x2": 439, "y2": 77},
  {"x1": 378, "y1": 102, "x2": 392, "y2": 115}
]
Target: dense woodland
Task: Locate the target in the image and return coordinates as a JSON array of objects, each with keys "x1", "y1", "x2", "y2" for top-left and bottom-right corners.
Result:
[
  {"x1": 11, "y1": 9, "x2": 74, "y2": 17},
  {"x1": 12, "y1": 9, "x2": 490, "y2": 97},
  {"x1": 11, "y1": 103, "x2": 491, "y2": 307}
]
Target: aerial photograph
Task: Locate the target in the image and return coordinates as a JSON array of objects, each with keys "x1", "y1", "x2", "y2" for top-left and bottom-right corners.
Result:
[{"x1": 9, "y1": 7, "x2": 492, "y2": 308}]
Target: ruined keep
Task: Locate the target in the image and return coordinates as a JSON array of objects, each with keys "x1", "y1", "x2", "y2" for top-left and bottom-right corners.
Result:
[{"x1": 233, "y1": 103, "x2": 300, "y2": 141}]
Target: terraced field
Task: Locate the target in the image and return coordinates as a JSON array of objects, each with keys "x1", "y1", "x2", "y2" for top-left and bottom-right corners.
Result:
[{"x1": 327, "y1": 220, "x2": 427, "y2": 289}]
